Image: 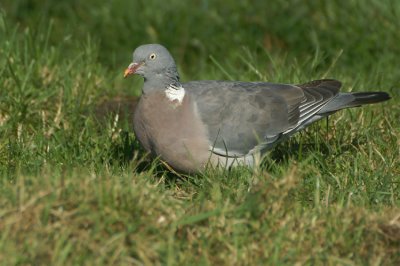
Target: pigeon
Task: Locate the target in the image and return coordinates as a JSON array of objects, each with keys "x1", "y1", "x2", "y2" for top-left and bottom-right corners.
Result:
[{"x1": 124, "y1": 44, "x2": 390, "y2": 173}]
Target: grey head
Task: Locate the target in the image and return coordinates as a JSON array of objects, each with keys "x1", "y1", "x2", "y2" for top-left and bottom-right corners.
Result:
[{"x1": 124, "y1": 44, "x2": 180, "y2": 93}]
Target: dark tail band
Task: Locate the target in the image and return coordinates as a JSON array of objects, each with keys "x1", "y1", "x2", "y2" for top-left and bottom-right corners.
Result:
[{"x1": 351, "y1": 92, "x2": 391, "y2": 106}]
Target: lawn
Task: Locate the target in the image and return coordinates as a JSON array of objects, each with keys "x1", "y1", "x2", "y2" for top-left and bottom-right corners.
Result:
[{"x1": 0, "y1": 0, "x2": 399, "y2": 265}]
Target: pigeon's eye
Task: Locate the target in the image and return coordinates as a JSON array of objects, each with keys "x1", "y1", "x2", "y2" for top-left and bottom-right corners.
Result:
[{"x1": 149, "y1": 53, "x2": 157, "y2": 60}]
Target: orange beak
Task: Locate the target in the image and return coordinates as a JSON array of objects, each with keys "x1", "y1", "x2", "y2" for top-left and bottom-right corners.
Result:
[{"x1": 124, "y1": 62, "x2": 144, "y2": 78}]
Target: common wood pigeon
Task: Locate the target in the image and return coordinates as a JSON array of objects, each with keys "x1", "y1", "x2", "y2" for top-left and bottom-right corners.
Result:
[{"x1": 124, "y1": 44, "x2": 390, "y2": 173}]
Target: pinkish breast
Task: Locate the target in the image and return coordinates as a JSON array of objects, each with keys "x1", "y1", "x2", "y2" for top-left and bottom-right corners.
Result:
[{"x1": 133, "y1": 91, "x2": 213, "y2": 173}]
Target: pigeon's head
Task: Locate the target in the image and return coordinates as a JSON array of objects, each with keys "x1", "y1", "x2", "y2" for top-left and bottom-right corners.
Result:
[{"x1": 124, "y1": 44, "x2": 178, "y2": 81}]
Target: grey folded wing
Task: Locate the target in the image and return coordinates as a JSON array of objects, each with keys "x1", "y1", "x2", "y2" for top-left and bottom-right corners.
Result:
[{"x1": 184, "y1": 79, "x2": 341, "y2": 157}]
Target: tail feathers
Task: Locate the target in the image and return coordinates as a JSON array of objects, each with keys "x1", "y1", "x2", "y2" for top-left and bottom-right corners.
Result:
[
  {"x1": 319, "y1": 91, "x2": 391, "y2": 114},
  {"x1": 350, "y1": 92, "x2": 391, "y2": 106}
]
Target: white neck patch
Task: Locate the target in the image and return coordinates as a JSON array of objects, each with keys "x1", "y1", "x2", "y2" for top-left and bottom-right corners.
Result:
[{"x1": 165, "y1": 84, "x2": 185, "y2": 104}]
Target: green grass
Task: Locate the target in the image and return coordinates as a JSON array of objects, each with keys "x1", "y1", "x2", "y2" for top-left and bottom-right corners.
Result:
[{"x1": 0, "y1": 1, "x2": 399, "y2": 265}]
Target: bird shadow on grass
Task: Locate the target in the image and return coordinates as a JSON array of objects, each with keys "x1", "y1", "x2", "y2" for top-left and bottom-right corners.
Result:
[{"x1": 262, "y1": 130, "x2": 368, "y2": 172}]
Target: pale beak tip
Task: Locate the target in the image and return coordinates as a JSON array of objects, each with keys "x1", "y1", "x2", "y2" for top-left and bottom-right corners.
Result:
[{"x1": 124, "y1": 68, "x2": 131, "y2": 78}]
